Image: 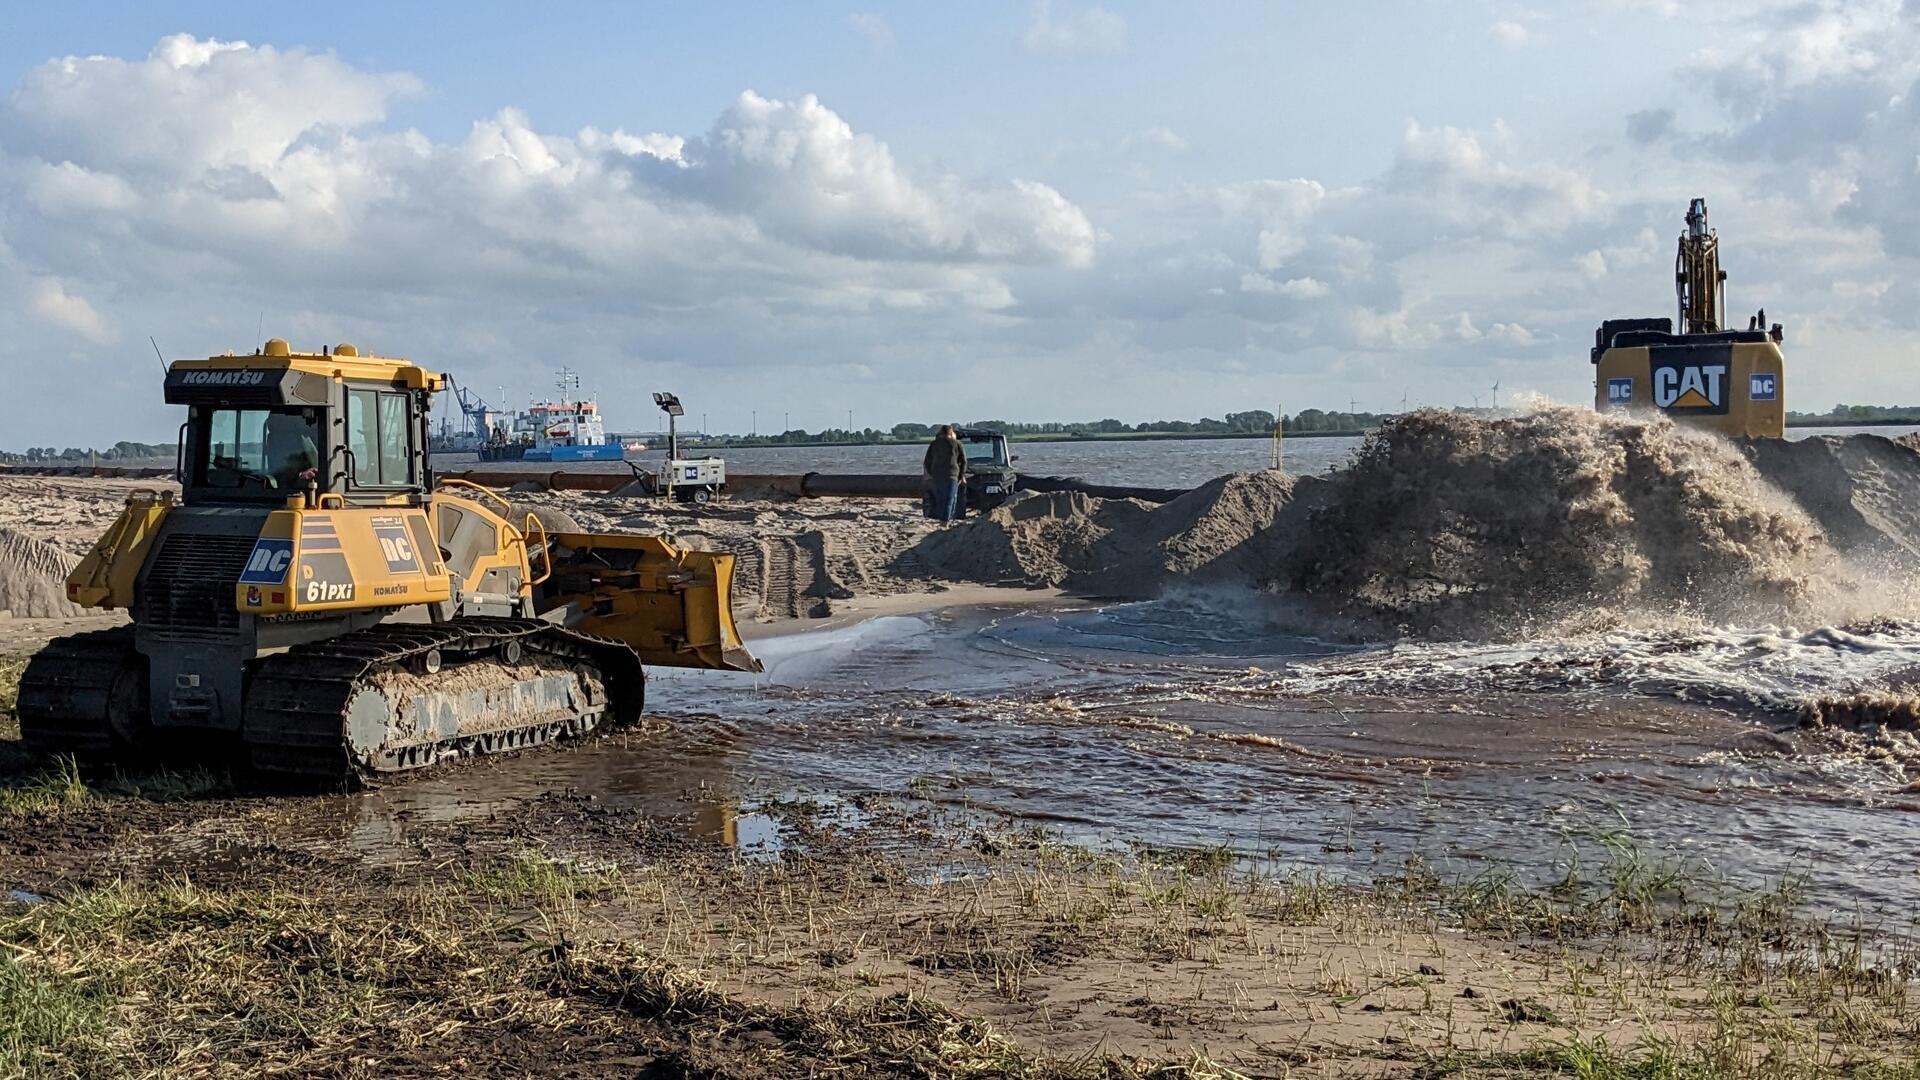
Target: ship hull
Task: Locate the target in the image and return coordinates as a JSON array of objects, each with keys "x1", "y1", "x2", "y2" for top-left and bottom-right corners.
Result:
[{"x1": 524, "y1": 444, "x2": 625, "y2": 462}]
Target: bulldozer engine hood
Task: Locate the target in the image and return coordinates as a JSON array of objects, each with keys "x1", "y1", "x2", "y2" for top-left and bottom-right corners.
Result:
[{"x1": 233, "y1": 507, "x2": 452, "y2": 617}]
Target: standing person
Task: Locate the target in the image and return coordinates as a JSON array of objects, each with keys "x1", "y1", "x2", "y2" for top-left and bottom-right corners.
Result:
[{"x1": 922, "y1": 425, "x2": 968, "y2": 522}]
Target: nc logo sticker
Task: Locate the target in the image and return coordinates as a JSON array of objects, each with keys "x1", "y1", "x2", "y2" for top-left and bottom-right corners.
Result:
[
  {"x1": 1750, "y1": 372, "x2": 1777, "y2": 402},
  {"x1": 1606, "y1": 378, "x2": 1633, "y2": 406},
  {"x1": 238, "y1": 539, "x2": 295, "y2": 584}
]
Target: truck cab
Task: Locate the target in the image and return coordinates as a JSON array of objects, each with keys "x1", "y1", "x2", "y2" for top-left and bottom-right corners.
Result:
[{"x1": 956, "y1": 428, "x2": 1018, "y2": 511}]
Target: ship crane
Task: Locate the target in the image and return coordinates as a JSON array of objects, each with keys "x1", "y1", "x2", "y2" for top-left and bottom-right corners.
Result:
[{"x1": 442, "y1": 374, "x2": 498, "y2": 440}]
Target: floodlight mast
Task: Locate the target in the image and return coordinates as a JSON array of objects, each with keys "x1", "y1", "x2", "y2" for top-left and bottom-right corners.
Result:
[{"x1": 653, "y1": 391, "x2": 684, "y2": 463}]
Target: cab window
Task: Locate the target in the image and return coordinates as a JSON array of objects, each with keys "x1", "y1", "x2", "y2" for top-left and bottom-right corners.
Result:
[
  {"x1": 195, "y1": 407, "x2": 320, "y2": 495},
  {"x1": 347, "y1": 390, "x2": 413, "y2": 487}
]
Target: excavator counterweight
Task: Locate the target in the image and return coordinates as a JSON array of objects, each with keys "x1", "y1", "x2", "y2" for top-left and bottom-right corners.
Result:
[{"x1": 1591, "y1": 198, "x2": 1786, "y2": 439}]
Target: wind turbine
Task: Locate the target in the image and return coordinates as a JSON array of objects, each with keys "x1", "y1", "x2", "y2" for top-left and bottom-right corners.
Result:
[{"x1": 1490, "y1": 380, "x2": 1501, "y2": 411}]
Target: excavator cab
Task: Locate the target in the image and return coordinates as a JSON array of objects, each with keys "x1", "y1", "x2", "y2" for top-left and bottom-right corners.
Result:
[{"x1": 1592, "y1": 199, "x2": 1785, "y2": 439}]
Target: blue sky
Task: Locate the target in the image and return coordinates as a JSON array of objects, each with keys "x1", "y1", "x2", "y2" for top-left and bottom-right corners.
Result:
[{"x1": 1, "y1": 2, "x2": 1916, "y2": 443}]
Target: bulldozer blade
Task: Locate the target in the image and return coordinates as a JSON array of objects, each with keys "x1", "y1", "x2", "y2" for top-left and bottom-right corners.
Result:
[{"x1": 537, "y1": 531, "x2": 762, "y2": 673}]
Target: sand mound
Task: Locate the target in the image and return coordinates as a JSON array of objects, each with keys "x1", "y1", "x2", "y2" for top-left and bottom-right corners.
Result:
[
  {"x1": 905, "y1": 471, "x2": 1301, "y2": 594},
  {"x1": 1744, "y1": 434, "x2": 1920, "y2": 570},
  {"x1": 1280, "y1": 407, "x2": 1829, "y2": 637},
  {"x1": 907, "y1": 491, "x2": 1155, "y2": 587},
  {"x1": 0, "y1": 528, "x2": 85, "y2": 618}
]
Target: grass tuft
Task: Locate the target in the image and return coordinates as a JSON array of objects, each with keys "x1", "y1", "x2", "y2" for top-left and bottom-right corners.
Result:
[
  {"x1": 0, "y1": 756, "x2": 91, "y2": 818},
  {"x1": 463, "y1": 848, "x2": 623, "y2": 905}
]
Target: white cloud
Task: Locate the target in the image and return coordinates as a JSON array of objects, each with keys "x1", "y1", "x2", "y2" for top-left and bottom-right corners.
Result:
[
  {"x1": 0, "y1": 43, "x2": 1096, "y2": 315},
  {"x1": 1239, "y1": 273, "x2": 1330, "y2": 299},
  {"x1": 0, "y1": 36, "x2": 1109, "y2": 443},
  {"x1": 849, "y1": 13, "x2": 895, "y2": 53},
  {"x1": 1490, "y1": 21, "x2": 1531, "y2": 48},
  {"x1": 1487, "y1": 321, "x2": 1538, "y2": 346},
  {"x1": 1022, "y1": 1, "x2": 1127, "y2": 57},
  {"x1": 1, "y1": 33, "x2": 417, "y2": 180},
  {"x1": 29, "y1": 278, "x2": 117, "y2": 344},
  {"x1": 1120, "y1": 126, "x2": 1188, "y2": 154}
]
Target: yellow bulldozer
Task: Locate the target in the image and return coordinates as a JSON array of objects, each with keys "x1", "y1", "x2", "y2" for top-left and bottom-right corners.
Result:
[
  {"x1": 18, "y1": 339, "x2": 759, "y2": 782},
  {"x1": 1591, "y1": 198, "x2": 1786, "y2": 438}
]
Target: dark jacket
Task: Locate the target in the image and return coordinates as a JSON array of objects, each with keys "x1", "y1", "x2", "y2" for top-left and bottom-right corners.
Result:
[{"x1": 923, "y1": 435, "x2": 967, "y2": 480}]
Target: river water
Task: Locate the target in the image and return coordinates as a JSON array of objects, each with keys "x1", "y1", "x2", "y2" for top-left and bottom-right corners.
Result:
[{"x1": 437, "y1": 424, "x2": 1920, "y2": 491}]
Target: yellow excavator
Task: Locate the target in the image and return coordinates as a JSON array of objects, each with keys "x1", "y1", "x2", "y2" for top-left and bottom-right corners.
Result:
[
  {"x1": 1591, "y1": 198, "x2": 1786, "y2": 438},
  {"x1": 18, "y1": 339, "x2": 759, "y2": 782}
]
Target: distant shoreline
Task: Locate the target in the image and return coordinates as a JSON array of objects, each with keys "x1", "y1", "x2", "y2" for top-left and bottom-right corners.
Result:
[
  {"x1": 672, "y1": 429, "x2": 1361, "y2": 451},
  {"x1": 7, "y1": 418, "x2": 1919, "y2": 467}
]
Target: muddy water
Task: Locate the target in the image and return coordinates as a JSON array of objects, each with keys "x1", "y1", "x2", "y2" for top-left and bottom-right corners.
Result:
[{"x1": 314, "y1": 599, "x2": 1920, "y2": 920}]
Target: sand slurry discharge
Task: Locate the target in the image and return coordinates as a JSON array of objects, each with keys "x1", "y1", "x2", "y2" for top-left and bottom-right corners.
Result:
[{"x1": 908, "y1": 406, "x2": 1920, "y2": 642}]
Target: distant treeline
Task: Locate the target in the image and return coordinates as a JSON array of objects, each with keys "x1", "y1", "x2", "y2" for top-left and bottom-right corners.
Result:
[
  {"x1": 887, "y1": 409, "x2": 1383, "y2": 437},
  {"x1": 704, "y1": 409, "x2": 1385, "y2": 446},
  {"x1": 0, "y1": 441, "x2": 172, "y2": 464},
  {"x1": 1787, "y1": 405, "x2": 1920, "y2": 424}
]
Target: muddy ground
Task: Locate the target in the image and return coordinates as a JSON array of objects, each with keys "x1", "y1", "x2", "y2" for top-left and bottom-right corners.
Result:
[
  {"x1": 2, "y1": 467, "x2": 1920, "y2": 1075},
  {"x1": 1, "y1": 714, "x2": 1917, "y2": 1078}
]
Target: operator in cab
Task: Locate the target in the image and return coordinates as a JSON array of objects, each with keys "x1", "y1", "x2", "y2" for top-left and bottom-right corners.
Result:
[
  {"x1": 264, "y1": 410, "x2": 320, "y2": 491},
  {"x1": 922, "y1": 425, "x2": 968, "y2": 523}
]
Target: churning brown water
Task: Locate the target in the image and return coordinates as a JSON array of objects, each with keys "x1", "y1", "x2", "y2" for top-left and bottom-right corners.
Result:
[{"x1": 299, "y1": 598, "x2": 1920, "y2": 922}]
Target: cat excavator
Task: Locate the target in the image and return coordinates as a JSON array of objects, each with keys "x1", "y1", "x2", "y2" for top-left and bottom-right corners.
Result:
[
  {"x1": 16, "y1": 339, "x2": 759, "y2": 783},
  {"x1": 1591, "y1": 198, "x2": 1786, "y2": 438}
]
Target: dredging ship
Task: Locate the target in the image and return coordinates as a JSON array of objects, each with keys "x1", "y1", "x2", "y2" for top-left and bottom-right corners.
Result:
[{"x1": 480, "y1": 369, "x2": 627, "y2": 462}]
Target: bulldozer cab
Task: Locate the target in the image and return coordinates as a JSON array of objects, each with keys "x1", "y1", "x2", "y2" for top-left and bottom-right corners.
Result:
[{"x1": 168, "y1": 338, "x2": 439, "y2": 507}]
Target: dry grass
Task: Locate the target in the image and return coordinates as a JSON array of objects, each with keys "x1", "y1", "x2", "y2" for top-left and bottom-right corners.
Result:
[{"x1": 1, "y1": 811, "x2": 1917, "y2": 1076}]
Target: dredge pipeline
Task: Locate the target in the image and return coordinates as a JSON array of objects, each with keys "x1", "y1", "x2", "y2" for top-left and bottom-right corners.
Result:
[{"x1": 435, "y1": 468, "x2": 1189, "y2": 503}]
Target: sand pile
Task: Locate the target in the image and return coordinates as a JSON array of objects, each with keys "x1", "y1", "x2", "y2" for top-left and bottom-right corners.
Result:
[
  {"x1": 528, "y1": 492, "x2": 946, "y2": 621},
  {"x1": 916, "y1": 408, "x2": 1853, "y2": 638},
  {"x1": 1743, "y1": 434, "x2": 1920, "y2": 570},
  {"x1": 0, "y1": 528, "x2": 85, "y2": 619},
  {"x1": 1281, "y1": 407, "x2": 1830, "y2": 637},
  {"x1": 906, "y1": 471, "x2": 1302, "y2": 594}
]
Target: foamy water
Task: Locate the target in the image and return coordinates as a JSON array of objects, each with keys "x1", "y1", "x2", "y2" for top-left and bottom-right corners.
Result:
[{"x1": 1242, "y1": 622, "x2": 1920, "y2": 712}]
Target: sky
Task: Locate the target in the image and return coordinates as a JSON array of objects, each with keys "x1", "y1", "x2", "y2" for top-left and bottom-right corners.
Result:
[{"x1": 2, "y1": 1, "x2": 1918, "y2": 444}]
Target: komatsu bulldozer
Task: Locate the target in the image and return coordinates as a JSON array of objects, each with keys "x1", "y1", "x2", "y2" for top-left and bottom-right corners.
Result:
[
  {"x1": 17, "y1": 339, "x2": 760, "y2": 783},
  {"x1": 1591, "y1": 198, "x2": 1786, "y2": 438}
]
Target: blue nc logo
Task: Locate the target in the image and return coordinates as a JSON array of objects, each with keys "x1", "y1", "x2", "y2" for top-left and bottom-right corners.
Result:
[
  {"x1": 1606, "y1": 377, "x2": 1633, "y2": 406},
  {"x1": 238, "y1": 539, "x2": 294, "y2": 584},
  {"x1": 1749, "y1": 372, "x2": 1777, "y2": 401}
]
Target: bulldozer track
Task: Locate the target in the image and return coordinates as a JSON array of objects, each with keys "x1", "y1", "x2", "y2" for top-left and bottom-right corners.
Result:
[
  {"x1": 245, "y1": 617, "x2": 646, "y2": 783},
  {"x1": 16, "y1": 627, "x2": 142, "y2": 755}
]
